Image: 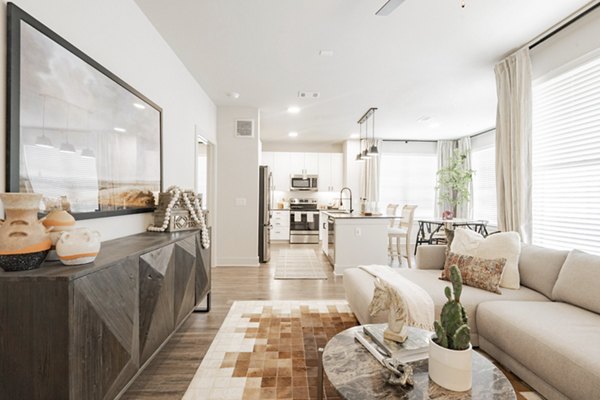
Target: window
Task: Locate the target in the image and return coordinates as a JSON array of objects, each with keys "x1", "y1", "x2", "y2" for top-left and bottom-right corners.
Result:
[
  {"x1": 471, "y1": 131, "x2": 497, "y2": 226},
  {"x1": 379, "y1": 142, "x2": 437, "y2": 218},
  {"x1": 532, "y1": 51, "x2": 600, "y2": 254}
]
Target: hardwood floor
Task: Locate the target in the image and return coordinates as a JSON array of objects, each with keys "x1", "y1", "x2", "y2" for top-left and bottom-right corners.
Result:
[{"x1": 122, "y1": 243, "x2": 345, "y2": 399}]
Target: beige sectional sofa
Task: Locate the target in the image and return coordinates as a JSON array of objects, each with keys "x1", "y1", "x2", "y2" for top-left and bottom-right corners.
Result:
[{"x1": 343, "y1": 244, "x2": 600, "y2": 400}]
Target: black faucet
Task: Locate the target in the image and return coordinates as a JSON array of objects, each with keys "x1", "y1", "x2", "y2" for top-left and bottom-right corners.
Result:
[{"x1": 339, "y1": 187, "x2": 353, "y2": 214}]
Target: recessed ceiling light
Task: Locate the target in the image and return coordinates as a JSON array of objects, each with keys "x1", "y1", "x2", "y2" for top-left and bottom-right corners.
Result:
[
  {"x1": 114, "y1": 127, "x2": 126, "y2": 133},
  {"x1": 288, "y1": 131, "x2": 298, "y2": 138},
  {"x1": 227, "y1": 92, "x2": 240, "y2": 99},
  {"x1": 417, "y1": 116, "x2": 432, "y2": 123},
  {"x1": 133, "y1": 103, "x2": 146, "y2": 110},
  {"x1": 319, "y1": 50, "x2": 334, "y2": 56},
  {"x1": 350, "y1": 133, "x2": 360, "y2": 139},
  {"x1": 287, "y1": 106, "x2": 301, "y2": 114}
]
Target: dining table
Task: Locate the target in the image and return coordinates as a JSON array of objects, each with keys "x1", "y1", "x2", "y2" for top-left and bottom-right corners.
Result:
[{"x1": 414, "y1": 218, "x2": 489, "y2": 254}]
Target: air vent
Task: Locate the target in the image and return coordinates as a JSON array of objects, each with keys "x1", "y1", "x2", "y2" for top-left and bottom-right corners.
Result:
[
  {"x1": 298, "y1": 91, "x2": 320, "y2": 99},
  {"x1": 235, "y1": 119, "x2": 254, "y2": 138}
]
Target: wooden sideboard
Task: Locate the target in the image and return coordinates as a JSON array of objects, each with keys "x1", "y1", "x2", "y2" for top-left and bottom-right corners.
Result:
[{"x1": 0, "y1": 230, "x2": 211, "y2": 400}]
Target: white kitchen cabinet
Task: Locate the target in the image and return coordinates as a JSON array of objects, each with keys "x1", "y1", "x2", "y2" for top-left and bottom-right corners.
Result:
[
  {"x1": 262, "y1": 151, "x2": 343, "y2": 192},
  {"x1": 261, "y1": 152, "x2": 274, "y2": 169},
  {"x1": 318, "y1": 153, "x2": 344, "y2": 192},
  {"x1": 330, "y1": 153, "x2": 344, "y2": 192},
  {"x1": 272, "y1": 152, "x2": 291, "y2": 191},
  {"x1": 304, "y1": 153, "x2": 319, "y2": 175},
  {"x1": 271, "y1": 210, "x2": 290, "y2": 241}
]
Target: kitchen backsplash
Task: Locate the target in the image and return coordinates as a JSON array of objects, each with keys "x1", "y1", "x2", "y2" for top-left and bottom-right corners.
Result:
[{"x1": 272, "y1": 190, "x2": 341, "y2": 209}]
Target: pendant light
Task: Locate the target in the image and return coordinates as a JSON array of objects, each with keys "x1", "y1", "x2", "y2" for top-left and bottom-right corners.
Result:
[
  {"x1": 35, "y1": 95, "x2": 54, "y2": 149},
  {"x1": 367, "y1": 110, "x2": 379, "y2": 156},
  {"x1": 81, "y1": 111, "x2": 96, "y2": 159},
  {"x1": 355, "y1": 121, "x2": 365, "y2": 162},
  {"x1": 360, "y1": 111, "x2": 371, "y2": 160},
  {"x1": 60, "y1": 105, "x2": 76, "y2": 153}
]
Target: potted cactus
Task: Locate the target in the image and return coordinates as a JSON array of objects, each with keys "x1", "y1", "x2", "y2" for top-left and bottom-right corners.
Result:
[{"x1": 428, "y1": 265, "x2": 472, "y2": 391}]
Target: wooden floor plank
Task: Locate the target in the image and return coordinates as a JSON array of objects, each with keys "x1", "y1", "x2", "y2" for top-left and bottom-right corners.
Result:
[{"x1": 122, "y1": 243, "x2": 345, "y2": 399}]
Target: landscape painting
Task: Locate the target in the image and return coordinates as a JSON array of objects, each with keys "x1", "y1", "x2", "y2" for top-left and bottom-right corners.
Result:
[{"x1": 8, "y1": 10, "x2": 162, "y2": 219}]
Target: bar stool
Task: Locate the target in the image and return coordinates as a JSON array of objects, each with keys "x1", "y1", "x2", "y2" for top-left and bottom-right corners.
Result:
[{"x1": 388, "y1": 205, "x2": 418, "y2": 268}]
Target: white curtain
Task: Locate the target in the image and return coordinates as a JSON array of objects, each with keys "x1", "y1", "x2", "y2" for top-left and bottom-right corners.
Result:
[
  {"x1": 494, "y1": 47, "x2": 532, "y2": 243},
  {"x1": 456, "y1": 136, "x2": 473, "y2": 219},
  {"x1": 435, "y1": 140, "x2": 455, "y2": 218},
  {"x1": 360, "y1": 140, "x2": 382, "y2": 209}
]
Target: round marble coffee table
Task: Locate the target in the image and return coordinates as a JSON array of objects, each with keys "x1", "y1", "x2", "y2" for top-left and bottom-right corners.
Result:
[{"x1": 322, "y1": 325, "x2": 516, "y2": 400}]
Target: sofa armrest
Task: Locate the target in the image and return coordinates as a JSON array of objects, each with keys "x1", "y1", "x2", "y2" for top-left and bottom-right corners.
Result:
[{"x1": 416, "y1": 245, "x2": 446, "y2": 270}]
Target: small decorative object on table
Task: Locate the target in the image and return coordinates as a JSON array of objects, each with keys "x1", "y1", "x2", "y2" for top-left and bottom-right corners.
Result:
[
  {"x1": 43, "y1": 209, "x2": 76, "y2": 261},
  {"x1": 369, "y1": 278, "x2": 408, "y2": 343},
  {"x1": 354, "y1": 330, "x2": 414, "y2": 387},
  {"x1": 429, "y1": 265, "x2": 473, "y2": 391},
  {"x1": 56, "y1": 228, "x2": 101, "y2": 265},
  {"x1": 147, "y1": 186, "x2": 210, "y2": 249},
  {"x1": 442, "y1": 210, "x2": 454, "y2": 220},
  {"x1": 0, "y1": 193, "x2": 51, "y2": 271}
]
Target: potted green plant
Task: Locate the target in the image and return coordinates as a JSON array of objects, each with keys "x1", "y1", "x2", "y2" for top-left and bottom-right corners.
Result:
[
  {"x1": 436, "y1": 150, "x2": 474, "y2": 219},
  {"x1": 428, "y1": 265, "x2": 472, "y2": 391}
]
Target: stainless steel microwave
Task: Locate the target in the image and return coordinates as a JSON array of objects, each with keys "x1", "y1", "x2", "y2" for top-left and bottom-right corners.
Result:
[{"x1": 290, "y1": 175, "x2": 318, "y2": 191}]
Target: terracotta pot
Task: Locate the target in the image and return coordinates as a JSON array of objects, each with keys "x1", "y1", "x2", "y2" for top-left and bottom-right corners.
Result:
[
  {"x1": 428, "y1": 338, "x2": 472, "y2": 391},
  {"x1": 56, "y1": 228, "x2": 101, "y2": 266},
  {"x1": 0, "y1": 193, "x2": 51, "y2": 271}
]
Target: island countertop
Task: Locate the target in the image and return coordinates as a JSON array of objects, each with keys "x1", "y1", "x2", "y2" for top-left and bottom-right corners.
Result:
[{"x1": 323, "y1": 211, "x2": 396, "y2": 219}]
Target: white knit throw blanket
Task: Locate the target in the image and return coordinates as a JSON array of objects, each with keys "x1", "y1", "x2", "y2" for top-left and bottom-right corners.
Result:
[{"x1": 359, "y1": 265, "x2": 435, "y2": 331}]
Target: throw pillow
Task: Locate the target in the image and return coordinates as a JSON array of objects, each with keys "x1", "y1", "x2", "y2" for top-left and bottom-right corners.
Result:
[
  {"x1": 441, "y1": 252, "x2": 507, "y2": 294},
  {"x1": 450, "y1": 229, "x2": 522, "y2": 289},
  {"x1": 552, "y1": 249, "x2": 600, "y2": 314}
]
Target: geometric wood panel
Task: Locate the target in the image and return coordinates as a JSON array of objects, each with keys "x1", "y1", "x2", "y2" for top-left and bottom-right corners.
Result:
[
  {"x1": 173, "y1": 237, "x2": 196, "y2": 325},
  {"x1": 139, "y1": 244, "x2": 175, "y2": 364},
  {"x1": 71, "y1": 257, "x2": 138, "y2": 400},
  {"x1": 195, "y1": 229, "x2": 211, "y2": 305}
]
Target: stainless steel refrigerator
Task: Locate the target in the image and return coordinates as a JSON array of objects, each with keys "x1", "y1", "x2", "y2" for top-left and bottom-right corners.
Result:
[{"x1": 258, "y1": 165, "x2": 272, "y2": 263}]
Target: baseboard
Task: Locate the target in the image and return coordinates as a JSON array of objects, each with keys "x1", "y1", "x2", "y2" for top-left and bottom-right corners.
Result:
[{"x1": 215, "y1": 256, "x2": 260, "y2": 267}]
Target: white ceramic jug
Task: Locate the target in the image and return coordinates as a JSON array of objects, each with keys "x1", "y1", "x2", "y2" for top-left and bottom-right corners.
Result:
[{"x1": 56, "y1": 228, "x2": 101, "y2": 266}]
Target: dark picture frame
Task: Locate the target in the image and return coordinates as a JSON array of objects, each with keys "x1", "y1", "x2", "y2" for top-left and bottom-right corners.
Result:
[{"x1": 6, "y1": 3, "x2": 163, "y2": 220}]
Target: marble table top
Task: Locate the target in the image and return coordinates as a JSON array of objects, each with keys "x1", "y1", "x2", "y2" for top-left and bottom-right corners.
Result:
[{"x1": 322, "y1": 325, "x2": 516, "y2": 400}]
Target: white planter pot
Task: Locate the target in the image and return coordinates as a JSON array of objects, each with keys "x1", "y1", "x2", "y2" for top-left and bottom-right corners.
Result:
[{"x1": 428, "y1": 337, "x2": 472, "y2": 391}]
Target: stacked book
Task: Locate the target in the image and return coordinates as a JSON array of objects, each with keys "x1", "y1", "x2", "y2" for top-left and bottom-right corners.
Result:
[{"x1": 357, "y1": 324, "x2": 432, "y2": 363}]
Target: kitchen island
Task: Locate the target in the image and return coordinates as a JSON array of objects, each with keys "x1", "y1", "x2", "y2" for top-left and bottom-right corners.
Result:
[{"x1": 322, "y1": 211, "x2": 395, "y2": 275}]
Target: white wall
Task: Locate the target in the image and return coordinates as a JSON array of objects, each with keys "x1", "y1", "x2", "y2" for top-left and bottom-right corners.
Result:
[
  {"x1": 343, "y1": 140, "x2": 361, "y2": 205},
  {"x1": 0, "y1": 0, "x2": 216, "y2": 240},
  {"x1": 215, "y1": 106, "x2": 260, "y2": 267},
  {"x1": 262, "y1": 141, "x2": 343, "y2": 153}
]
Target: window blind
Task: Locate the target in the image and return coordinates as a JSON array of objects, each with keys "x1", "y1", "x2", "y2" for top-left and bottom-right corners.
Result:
[
  {"x1": 471, "y1": 137, "x2": 497, "y2": 226},
  {"x1": 379, "y1": 151, "x2": 437, "y2": 218},
  {"x1": 532, "y1": 52, "x2": 600, "y2": 255}
]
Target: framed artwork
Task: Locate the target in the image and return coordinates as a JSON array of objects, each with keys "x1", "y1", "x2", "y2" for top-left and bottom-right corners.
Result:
[{"x1": 6, "y1": 3, "x2": 163, "y2": 220}]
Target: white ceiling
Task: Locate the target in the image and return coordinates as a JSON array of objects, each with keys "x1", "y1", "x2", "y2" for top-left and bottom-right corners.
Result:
[{"x1": 135, "y1": 0, "x2": 589, "y2": 143}]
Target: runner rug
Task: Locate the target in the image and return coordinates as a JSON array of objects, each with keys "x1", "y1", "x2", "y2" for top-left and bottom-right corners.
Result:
[{"x1": 273, "y1": 248, "x2": 327, "y2": 280}]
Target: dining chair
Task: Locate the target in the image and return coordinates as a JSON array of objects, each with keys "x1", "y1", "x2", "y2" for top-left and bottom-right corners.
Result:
[
  {"x1": 388, "y1": 205, "x2": 418, "y2": 268},
  {"x1": 386, "y1": 204, "x2": 399, "y2": 257}
]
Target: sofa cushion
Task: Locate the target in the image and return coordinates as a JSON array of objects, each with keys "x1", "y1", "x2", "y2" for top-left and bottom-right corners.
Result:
[
  {"x1": 450, "y1": 229, "x2": 521, "y2": 289},
  {"x1": 477, "y1": 301, "x2": 600, "y2": 400},
  {"x1": 396, "y1": 269, "x2": 547, "y2": 346},
  {"x1": 343, "y1": 267, "x2": 549, "y2": 346},
  {"x1": 552, "y1": 249, "x2": 600, "y2": 314},
  {"x1": 441, "y1": 252, "x2": 506, "y2": 294},
  {"x1": 518, "y1": 244, "x2": 568, "y2": 299}
]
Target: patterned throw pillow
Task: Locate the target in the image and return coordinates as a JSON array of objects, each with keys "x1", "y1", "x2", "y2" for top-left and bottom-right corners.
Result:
[{"x1": 440, "y1": 252, "x2": 507, "y2": 294}]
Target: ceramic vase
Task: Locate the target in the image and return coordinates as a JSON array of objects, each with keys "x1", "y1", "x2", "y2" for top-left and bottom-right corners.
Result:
[
  {"x1": 43, "y1": 209, "x2": 76, "y2": 261},
  {"x1": 0, "y1": 193, "x2": 52, "y2": 271},
  {"x1": 56, "y1": 228, "x2": 101, "y2": 265},
  {"x1": 428, "y1": 338, "x2": 472, "y2": 391}
]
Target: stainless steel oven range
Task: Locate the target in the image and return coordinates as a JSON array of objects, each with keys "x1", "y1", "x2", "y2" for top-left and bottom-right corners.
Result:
[{"x1": 289, "y1": 198, "x2": 320, "y2": 244}]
